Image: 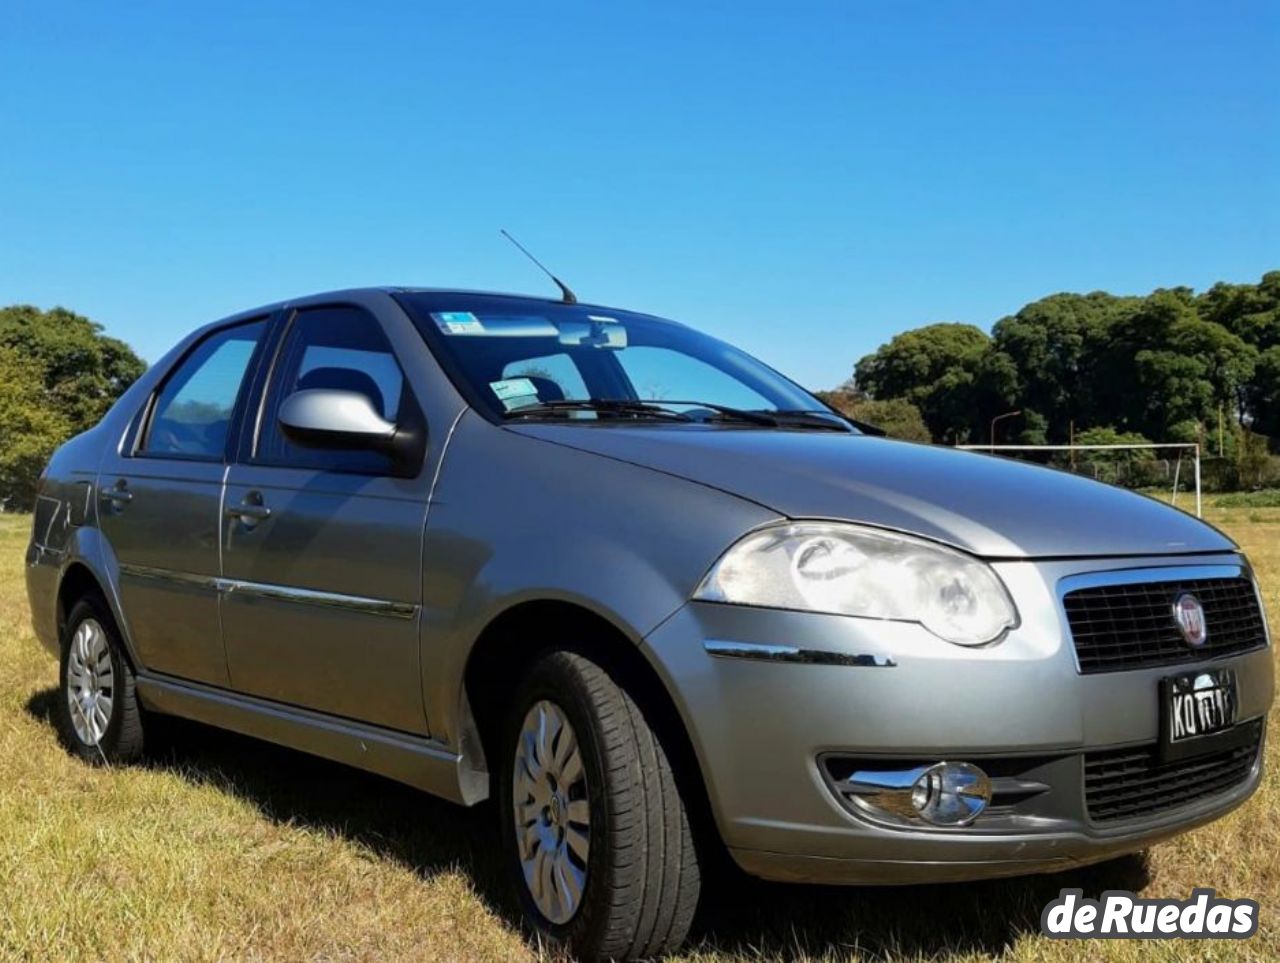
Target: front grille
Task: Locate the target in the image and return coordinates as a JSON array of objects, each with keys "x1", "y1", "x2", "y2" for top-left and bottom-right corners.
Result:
[
  {"x1": 1064, "y1": 577, "x2": 1266, "y2": 674},
  {"x1": 1084, "y1": 721, "x2": 1263, "y2": 824}
]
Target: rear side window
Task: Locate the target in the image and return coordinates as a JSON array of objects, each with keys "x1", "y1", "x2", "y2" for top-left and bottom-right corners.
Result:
[
  {"x1": 255, "y1": 305, "x2": 413, "y2": 475},
  {"x1": 141, "y1": 320, "x2": 267, "y2": 460}
]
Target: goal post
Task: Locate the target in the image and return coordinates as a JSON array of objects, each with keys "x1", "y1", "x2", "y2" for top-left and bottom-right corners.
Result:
[{"x1": 955, "y1": 443, "x2": 1203, "y2": 518}]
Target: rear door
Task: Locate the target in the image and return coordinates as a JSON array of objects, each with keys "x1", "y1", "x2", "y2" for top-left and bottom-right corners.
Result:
[
  {"x1": 220, "y1": 302, "x2": 431, "y2": 734},
  {"x1": 98, "y1": 318, "x2": 270, "y2": 685}
]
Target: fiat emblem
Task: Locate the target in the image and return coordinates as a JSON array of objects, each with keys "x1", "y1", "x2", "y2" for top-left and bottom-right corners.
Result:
[{"x1": 1172, "y1": 593, "x2": 1208, "y2": 648}]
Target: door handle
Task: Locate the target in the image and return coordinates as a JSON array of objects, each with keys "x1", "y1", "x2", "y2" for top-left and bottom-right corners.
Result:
[
  {"x1": 225, "y1": 494, "x2": 271, "y2": 524},
  {"x1": 100, "y1": 482, "x2": 133, "y2": 508},
  {"x1": 227, "y1": 503, "x2": 271, "y2": 520}
]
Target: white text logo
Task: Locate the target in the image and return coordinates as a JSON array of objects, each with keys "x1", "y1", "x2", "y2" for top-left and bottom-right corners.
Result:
[{"x1": 1040, "y1": 889, "x2": 1257, "y2": 939}]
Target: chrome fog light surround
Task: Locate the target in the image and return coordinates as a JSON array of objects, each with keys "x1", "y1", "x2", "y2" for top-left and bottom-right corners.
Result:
[{"x1": 842, "y1": 761, "x2": 992, "y2": 827}]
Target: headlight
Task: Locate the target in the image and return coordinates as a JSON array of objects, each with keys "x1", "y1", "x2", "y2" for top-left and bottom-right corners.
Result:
[{"x1": 694, "y1": 522, "x2": 1018, "y2": 646}]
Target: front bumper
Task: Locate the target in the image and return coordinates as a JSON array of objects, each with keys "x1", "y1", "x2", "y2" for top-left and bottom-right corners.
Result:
[{"x1": 642, "y1": 553, "x2": 1274, "y2": 885}]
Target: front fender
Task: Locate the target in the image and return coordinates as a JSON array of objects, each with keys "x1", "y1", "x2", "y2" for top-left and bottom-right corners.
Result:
[{"x1": 417, "y1": 417, "x2": 779, "y2": 748}]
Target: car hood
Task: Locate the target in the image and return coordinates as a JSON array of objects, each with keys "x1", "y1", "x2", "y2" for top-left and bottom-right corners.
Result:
[{"x1": 509, "y1": 425, "x2": 1234, "y2": 559}]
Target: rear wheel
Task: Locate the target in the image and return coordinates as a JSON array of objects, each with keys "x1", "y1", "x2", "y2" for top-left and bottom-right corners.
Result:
[
  {"x1": 55, "y1": 596, "x2": 146, "y2": 764},
  {"x1": 498, "y1": 651, "x2": 701, "y2": 960}
]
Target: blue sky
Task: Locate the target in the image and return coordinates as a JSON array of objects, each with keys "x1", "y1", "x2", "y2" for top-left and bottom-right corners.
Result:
[{"x1": 2, "y1": 1, "x2": 1277, "y2": 389}]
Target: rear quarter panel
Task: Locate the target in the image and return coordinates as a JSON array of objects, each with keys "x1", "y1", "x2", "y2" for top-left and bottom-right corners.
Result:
[
  {"x1": 23, "y1": 323, "x2": 197, "y2": 662},
  {"x1": 25, "y1": 427, "x2": 111, "y2": 655}
]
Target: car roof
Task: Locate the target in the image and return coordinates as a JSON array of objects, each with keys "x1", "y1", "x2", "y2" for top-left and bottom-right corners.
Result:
[
  {"x1": 211, "y1": 288, "x2": 645, "y2": 325},
  {"x1": 199, "y1": 286, "x2": 673, "y2": 336}
]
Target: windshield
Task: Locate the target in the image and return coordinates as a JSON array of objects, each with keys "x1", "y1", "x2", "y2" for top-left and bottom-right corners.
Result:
[{"x1": 398, "y1": 293, "x2": 833, "y2": 426}]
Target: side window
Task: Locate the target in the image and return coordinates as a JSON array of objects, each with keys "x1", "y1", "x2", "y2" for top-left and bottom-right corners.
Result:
[
  {"x1": 256, "y1": 305, "x2": 413, "y2": 474},
  {"x1": 141, "y1": 320, "x2": 267, "y2": 460},
  {"x1": 501, "y1": 353, "x2": 589, "y2": 402}
]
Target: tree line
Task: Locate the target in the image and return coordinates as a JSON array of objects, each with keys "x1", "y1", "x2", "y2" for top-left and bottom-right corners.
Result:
[
  {"x1": 0, "y1": 306, "x2": 145, "y2": 510},
  {"x1": 822, "y1": 271, "x2": 1280, "y2": 489},
  {"x1": 2, "y1": 275, "x2": 1278, "y2": 509}
]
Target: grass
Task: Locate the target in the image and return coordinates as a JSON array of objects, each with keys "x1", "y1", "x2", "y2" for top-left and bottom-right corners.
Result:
[
  {"x1": 1212, "y1": 490, "x2": 1280, "y2": 509},
  {"x1": 0, "y1": 502, "x2": 1276, "y2": 962}
]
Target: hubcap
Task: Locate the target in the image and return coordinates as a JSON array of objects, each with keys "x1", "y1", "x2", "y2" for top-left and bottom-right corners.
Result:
[
  {"x1": 512, "y1": 700, "x2": 590, "y2": 924},
  {"x1": 65, "y1": 619, "x2": 114, "y2": 745}
]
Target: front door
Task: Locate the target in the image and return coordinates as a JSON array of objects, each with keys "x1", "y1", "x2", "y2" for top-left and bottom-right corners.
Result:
[
  {"x1": 220, "y1": 303, "x2": 429, "y2": 734},
  {"x1": 98, "y1": 318, "x2": 269, "y2": 685}
]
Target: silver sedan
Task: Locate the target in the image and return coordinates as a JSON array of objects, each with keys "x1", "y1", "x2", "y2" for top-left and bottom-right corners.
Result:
[{"x1": 26, "y1": 288, "x2": 1274, "y2": 960}]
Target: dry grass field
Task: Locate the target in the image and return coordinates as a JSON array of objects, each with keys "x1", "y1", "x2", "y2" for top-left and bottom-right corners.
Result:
[{"x1": 1, "y1": 504, "x2": 1277, "y2": 962}]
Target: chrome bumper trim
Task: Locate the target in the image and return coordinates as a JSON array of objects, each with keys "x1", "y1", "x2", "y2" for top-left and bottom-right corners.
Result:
[{"x1": 704, "y1": 639, "x2": 896, "y2": 667}]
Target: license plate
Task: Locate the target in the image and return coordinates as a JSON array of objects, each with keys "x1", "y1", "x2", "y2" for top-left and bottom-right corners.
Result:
[{"x1": 1161, "y1": 668, "x2": 1238, "y2": 758}]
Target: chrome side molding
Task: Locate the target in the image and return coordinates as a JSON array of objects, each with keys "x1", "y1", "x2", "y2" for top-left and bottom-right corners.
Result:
[
  {"x1": 119, "y1": 564, "x2": 218, "y2": 591},
  {"x1": 703, "y1": 639, "x2": 896, "y2": 667},
  {"x1": 119, "y1": 564, "x2": 417, "y2": 620},
  {"x1": 221, "y1": 580, "x2": 417, "y2": 619}
]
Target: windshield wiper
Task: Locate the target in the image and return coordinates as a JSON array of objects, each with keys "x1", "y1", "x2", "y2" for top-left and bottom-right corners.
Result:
[
  {"x1": 769, "y1": 409, "x2": 860, "y2": 433},
  {"x1": 635, "y1": 401, "x2": 854, "y2": 432},
  {"x1": 502, "y1": 399, "x2": 694, "y2": 422},
  {"x1": 504, "y1": 399, "x2": 858, "y2": 432},
  {"x1": 632, "y1": 400, "x2": 778, "y2": 427}
]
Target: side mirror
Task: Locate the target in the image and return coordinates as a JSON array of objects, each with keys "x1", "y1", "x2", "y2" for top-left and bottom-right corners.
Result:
[{"x1": 278, "y1": 388, "x2": 400, "y2": 453}]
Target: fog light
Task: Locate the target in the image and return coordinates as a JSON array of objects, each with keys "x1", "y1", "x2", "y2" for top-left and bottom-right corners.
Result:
[
  {"x1": 841, "y1": 760, "x2": 992, "y2": 827},
  {"x1": 910, "y1": 762, "x2": 991, "y2": 826}
]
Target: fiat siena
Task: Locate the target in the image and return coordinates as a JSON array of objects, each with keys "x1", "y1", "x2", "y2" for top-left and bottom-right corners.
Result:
[{"x1": 26, "y1": 288, "x2": 1274, "y2": 959}]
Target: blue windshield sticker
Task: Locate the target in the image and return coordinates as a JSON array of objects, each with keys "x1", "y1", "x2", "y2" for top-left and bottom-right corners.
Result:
[
  {"x1": 489, "y1": 377, "x2": 541, "y2": 410},
  {"x1": 432, "y1": 311, "x2": 485, "y2": 335}
]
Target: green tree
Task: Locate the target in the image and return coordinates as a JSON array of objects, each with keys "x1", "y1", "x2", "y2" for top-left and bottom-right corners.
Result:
[
  {"x1": 816, "y1": 389, "x2": 931, "y2": 442},
  {"x1": 853, "y1": 323, "x2": 990, "y2": 443},
  {"x1": 0, "y1": 305, "x2": 145, "y2": 509},
  {"x1": 1251, "y1": 346, "x2": 1280, "y2": 437},
  {"x1": 1127, "y1": 318, "x2": 1257, "y2": 438},
  {"x1": 1132, "y1": 349, "x2": 1215, "y2": 435},
  {"x1": 1234, "y1": 427, "x2": 1270, "y2": 490},
  {"x1": 0, "y1": 346, "x2": 72, "y2": 510},
  {"x1": 1014, "y1": 409, "x2": 1048, "y2": 446},
  {"x1": 1170, "y1": 318, "x2": 1256, "y2": 417},
  {"x1": 836, "y1": 271, "x2": 1279, "y2": 488},
  {"x1": 0, "y1": 305, "x2": 146, "y2": 434},
  {"x1": 1066, "y1": 426, "x2": 1157, "y2": 486},
  {"x1": 990, "y1": 291, "x2": 1140, "y2": 438},
  {"x1": 1198, "y1": 270, "x2": 1280, "y2": 350},
  {"x1": 1166, "y1": 418, "x2": 1209, "y2": 453}
]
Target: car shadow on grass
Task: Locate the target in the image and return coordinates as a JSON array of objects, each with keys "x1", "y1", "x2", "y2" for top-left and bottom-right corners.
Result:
[
  {"x1": 26, "y1": 686, "x2": 1150, "y2": 960},
  {"x1": 686, "y1": 854, "x2": 1149, "y2": 959}
]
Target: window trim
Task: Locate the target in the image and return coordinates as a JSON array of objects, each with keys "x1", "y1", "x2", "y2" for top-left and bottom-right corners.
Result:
[
  {"x1": 130, "y1": 316, "x2": 272, "y2": 464},
  {"x1": 248, "y1": 302, "x2": 425, "y2": 477}
]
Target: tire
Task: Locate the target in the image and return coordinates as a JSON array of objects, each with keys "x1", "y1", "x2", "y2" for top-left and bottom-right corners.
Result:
[
  {"x1": 498, "y1": 651, "x2": 701, "y2": 960},
  {"x1": 55, "y1": 595, "x2": 146, "y2": 764}
]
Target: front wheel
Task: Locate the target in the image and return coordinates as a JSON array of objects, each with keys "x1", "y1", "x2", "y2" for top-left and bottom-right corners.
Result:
[{"x1": 498, "y1": 651, "x2": 701, "y2": 960}]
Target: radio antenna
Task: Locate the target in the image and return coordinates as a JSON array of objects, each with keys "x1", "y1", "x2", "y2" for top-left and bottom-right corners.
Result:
[{"x1": 500, "y1": 229, "x2": 578, "y2": 304}]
